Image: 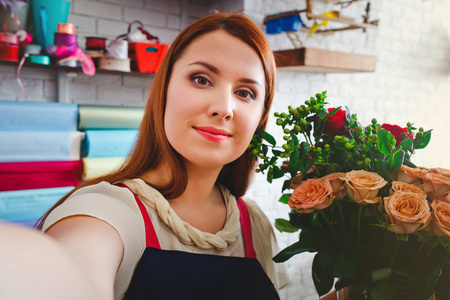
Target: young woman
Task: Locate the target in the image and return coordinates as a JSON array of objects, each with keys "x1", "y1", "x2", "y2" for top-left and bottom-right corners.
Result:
[{"x1": 1, "y1": 12, "x2": 290, "y2": 300}]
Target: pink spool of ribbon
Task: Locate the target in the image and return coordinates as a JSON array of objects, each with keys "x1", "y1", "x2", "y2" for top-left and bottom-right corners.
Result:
[
  {"x1": 45, "y1": 31, "x2": 95, "y2": 76},
  {"x1": 15, "y1": 29, "x2": 32, "y2": 45},
  {"x1": 46, "y1": 32, "x2": 78, "y2": 59},
  {"x1": 57, "y1": 48, "x2": 95, "y2": 76},
  {"x1": 0, "y1": 32, "x2": 18, "y2": 45}
]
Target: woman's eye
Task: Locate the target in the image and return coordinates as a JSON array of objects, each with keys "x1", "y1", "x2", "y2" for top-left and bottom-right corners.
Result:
[
  {"x1": 236, "y1": 89, "x2": 255, "y2": 101},
  {"x1": 192, "y1": 75, "x2": 211, "y2": 86}
]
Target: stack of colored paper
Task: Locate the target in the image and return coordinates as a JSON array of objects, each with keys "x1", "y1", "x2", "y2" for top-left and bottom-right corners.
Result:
[
  {"x1": 0, "y1": 100, "x2": 82, "y2": 226},
  {"x1": 79, "y1": 105, "x2": 144, "y2": 179}
]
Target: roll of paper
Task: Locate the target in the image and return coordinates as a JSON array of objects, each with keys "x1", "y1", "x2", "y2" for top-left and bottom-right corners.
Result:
[
  {"x1": 0, "y1": 101, "x2": 78, "y2": 131},
  {"x1": 83, "y1": 130, "x2": 137, "y2": 158},
  {"x1": 78, "y1": 105, "x2": 144, "y2": 130},
  {"x1": 0, "y1": 186, "x2": 74, "y2": 222},
  {"x1": 82, "y1": 157, "x2": 126, "y2": 179},
  {"x1": 0, "y1": 131, "x2": 83, "y2": 162},
  {"x1": 0, "y1": 160, "x2": 83, "y2": 192}
]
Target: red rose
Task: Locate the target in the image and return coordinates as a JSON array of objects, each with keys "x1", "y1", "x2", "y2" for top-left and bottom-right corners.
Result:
[
  {"x1": 380, "y1": 124, "x2": 413, "y2": 146},
  {"x1": 323, "y1": 108, "x2": 348, "y2": 136}
]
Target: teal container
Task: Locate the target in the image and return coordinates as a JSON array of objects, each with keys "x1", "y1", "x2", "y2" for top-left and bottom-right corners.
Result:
[{"x1": 30, "y1": 0, "x2": 71, "y2": 48}]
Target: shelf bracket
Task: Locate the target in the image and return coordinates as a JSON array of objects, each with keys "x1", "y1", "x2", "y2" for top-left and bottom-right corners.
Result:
[{"x1": 57, "y1": 70, "x2": 69, "y2": 103}]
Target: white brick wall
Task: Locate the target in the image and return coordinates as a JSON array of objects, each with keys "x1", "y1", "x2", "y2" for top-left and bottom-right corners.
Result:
[
  {"x1": 1, "y1": 0, "x2": 449, "y2": 299},
  {"x1": 74, "y1": 0, "x2": 123, "y2": 20}
]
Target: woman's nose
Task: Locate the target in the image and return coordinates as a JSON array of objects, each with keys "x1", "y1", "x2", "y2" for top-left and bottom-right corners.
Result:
[{"x1": 208, "y1": 91, "x2": 234, "y2": 120}]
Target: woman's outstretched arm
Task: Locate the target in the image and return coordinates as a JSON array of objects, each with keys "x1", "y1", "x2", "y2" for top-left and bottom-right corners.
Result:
[{"x1": 0, "y1": 217, "x2": 123, "y2": 300}]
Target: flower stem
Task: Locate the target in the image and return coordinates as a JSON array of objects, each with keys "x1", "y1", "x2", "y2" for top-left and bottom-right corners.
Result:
[
  {"x1": 338, "y1": 202, "x2": 345, "y2": 230},
  {"x1": 413, "y1": 242, "x2": 426, "y2": 262},
  {"x1": 302, "y1": 133, "x2": 311, "y2": 144},
  {"x1": 357, "y1": 205, "x2": 363, "y2": 242},
  {"x1": 319, "y1": 211, "x2": 333, "y2": 229},
  {"x1": 389, "y1": 241, "x2": 401, "y2": 266}
]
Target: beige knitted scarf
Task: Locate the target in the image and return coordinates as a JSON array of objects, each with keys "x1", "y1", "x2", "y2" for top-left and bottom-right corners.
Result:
[{"x1": 122, "y1": 178, "x2": 241, "y2": 251}]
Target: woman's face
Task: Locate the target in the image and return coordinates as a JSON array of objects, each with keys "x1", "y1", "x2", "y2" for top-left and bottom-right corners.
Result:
[{"x1": 164, "y1": 30, "x2": 266, "y2": 171}]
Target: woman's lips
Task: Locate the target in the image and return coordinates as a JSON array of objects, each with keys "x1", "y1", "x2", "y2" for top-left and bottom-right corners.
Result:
[{"x1": 194, "y1": 126, "x2": 231, "y2": 142}]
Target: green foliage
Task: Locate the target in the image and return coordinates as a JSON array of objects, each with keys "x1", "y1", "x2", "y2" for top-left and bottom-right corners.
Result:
[
  {"x1": 274, "y1": 218, "x2": 299, "y2": 233},
  {"x1": 247, "y1": 91, "x2": 446, "y2": 299}
]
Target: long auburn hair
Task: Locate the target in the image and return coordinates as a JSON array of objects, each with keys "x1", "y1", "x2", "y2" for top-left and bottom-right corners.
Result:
[{"x1": 36, "y1": 12, "x2": 276, "y2": 230}]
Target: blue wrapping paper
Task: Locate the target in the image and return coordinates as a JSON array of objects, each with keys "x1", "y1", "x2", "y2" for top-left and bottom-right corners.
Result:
[
  {"x1": 0, "y1": 131, "x2": 83, "y2": 162},
  {"x1": 0, "y1": 100, "x2": 78, "y2": 131},
  {"x1": 83, "y1": 130, "x2": 138, "y2": 158},
  {"x1": 0, "y1": 186, "x2": 74, "y2": 222}
]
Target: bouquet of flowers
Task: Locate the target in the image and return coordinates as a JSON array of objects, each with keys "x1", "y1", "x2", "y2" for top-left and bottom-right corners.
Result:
[{"x1": 249, "y1": 91, "x2": 450, "y2": 300}]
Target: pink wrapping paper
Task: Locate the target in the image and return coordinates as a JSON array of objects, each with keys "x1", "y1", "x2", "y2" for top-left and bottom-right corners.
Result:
[{"x1": 0, "y1": 160, "x2": 83, "y2": 191}]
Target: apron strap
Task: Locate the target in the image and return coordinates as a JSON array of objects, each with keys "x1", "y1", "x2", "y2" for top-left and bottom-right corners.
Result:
[
  {"x1": 236, "y1": 197, "x2": 257, "y2": 258},
  {"x1": 115, "y1": 183, "x2": 161, "y2": 249}
]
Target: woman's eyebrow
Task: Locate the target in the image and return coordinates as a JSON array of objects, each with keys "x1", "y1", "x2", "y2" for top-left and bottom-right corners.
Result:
[
  {"x1": 189, "y1": 61, "x2": 261, "y2": 87},
  {"x1": 188, "y1": 61, "x2": 220, "y2": 75},
  {"x1": 238, "y1": 78, "x2": 261, "y2": 87}
]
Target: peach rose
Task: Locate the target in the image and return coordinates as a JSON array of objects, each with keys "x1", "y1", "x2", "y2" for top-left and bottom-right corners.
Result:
[
  {"x1": 322, "y1": 172, "x2": 346, "y2": 200},
  {"x1": 431, "y1": 167, "x2": 450, "y2": 178},
  {"x1": 422, "y1": 172, "x2": 450, "y2": 200},
  {"x1": 390, "y1": 181, "x2": 427, "y2": 197},
  {"x1": 391, "y1": 165, "x2": 429, "y2": 184},
  {"x1": 289, "y1": 178, "x2": 334, "y2": 213},
  {"x1": 343, "y1": 170, "x2": 387, "y2": 204},
  {"x1": 429, "y1": 200, "x2": 450, "y2": 239},
  {"x1": 384, "y1": 191, "x2": 431, "y2": 234}
]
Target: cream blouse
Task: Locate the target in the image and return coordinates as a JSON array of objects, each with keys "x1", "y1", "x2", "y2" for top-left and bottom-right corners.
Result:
[{"x1": 43, "y1": 179, "x2": 291, "y2": 300}]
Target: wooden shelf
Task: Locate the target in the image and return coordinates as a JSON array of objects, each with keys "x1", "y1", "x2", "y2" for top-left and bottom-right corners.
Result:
[
  {"x1": 274, "y1": 48, "x2": 376, "y2": 73},
  {"x1": 0, "y1": 58, "x2": 153, "y2": 103}
]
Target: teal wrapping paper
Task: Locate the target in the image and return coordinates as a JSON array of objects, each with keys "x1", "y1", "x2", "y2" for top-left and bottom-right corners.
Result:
[
  {"x1": 0, "y1": 100, "x2": 78, "y2": 131},
  {"x1": 83, "y1": 130, "x2": 138, "y2": 158},
  {"x1": 0, "y1": 186, "x2": 74, "y2": 221},
  {"x1": 0, "y1": 131, "x2": 83, "y2": 162}
]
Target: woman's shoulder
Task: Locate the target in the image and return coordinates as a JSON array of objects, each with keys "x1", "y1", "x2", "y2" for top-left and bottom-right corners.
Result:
[
  {"x1": 42, "y1": 181, "x2": 144, "y2": 235},
  {"x1": 69, "y1": 181, "x2": 134, "y2": 201}
]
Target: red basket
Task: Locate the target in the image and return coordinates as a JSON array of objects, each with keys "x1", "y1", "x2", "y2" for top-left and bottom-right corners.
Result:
[{"x1": 128, "y1": 42, "x2": 168, "y2": 73}]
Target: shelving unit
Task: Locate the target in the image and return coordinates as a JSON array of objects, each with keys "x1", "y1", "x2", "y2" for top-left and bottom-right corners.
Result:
[
  {"x1": 264, "y1": 0, "x2": 378, "y2": 73},
  {"x1": 0, "y1": 59, "x2": 152, "y2": 103}
]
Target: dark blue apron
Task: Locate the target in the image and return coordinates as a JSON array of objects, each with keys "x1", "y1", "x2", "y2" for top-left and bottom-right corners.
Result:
[{"x1": 120, "y1": 185, "x2": 280, "y2": 300}]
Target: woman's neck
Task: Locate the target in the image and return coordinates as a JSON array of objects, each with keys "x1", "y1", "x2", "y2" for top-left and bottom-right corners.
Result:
[
  {"x1": 171, "y1": 163, "x2": 226, "y2": 233},
  {"x1": 140, "y1": 161, "x2": 223, "y2": 206},
  {"x1": 181, "y1": 162, "x2": 223, "y2": 204}
]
